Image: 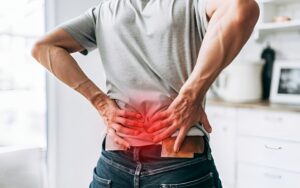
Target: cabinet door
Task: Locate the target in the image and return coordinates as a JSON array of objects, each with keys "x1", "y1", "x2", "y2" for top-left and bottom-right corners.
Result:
[
  {"x1": 206, "y1": 106, "x2": 237, "y2": 187},
  {"x1": 237, "y1": 163, "x2": 300, "y2": 188},
  {"x1": 237, "y1": 136, "x2": 300, "y2": 172},
  {"x1": 237, "y1": 109, "x2": 300, "y2": 142}
]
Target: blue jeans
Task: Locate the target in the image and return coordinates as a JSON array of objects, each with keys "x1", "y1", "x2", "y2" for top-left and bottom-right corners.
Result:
[{"x1": 89, "y1": 135, "x2": 222, "y2": 188}]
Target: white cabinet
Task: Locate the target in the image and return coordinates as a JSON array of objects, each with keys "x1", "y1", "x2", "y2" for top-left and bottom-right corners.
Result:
[
  {"x1": 237, "y1": 109, "x2": 300, "y2": 142},
  {"x1": 206, "y1": 106, "x2": 237, "y2": 188},
  {"x1": 237, "y1": 163, "x2": 300, "y2": 188},
  {"x1": 236, "y1": 108, "x2": 300, "y2": 188},
  {"x1": 237, "y1": 136, "x2": 300, "y2": 172},
  {"x1": 206, "y1": 100, "x2": 300, "y2": 188}
]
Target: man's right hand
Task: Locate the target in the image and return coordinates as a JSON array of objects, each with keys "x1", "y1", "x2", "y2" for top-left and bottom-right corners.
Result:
[{"x1": 96, "y1": 96, "x2": 144, "y2": 150}]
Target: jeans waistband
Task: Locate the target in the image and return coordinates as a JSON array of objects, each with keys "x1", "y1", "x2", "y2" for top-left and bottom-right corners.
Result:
[
  {"x1": 102, "y1": 134, "x2": 211, "y2": 157},
  {"x1": 102, "y1": 135, "x2": 211, "y2": 166},
  {"x1": 100, "y1": 134, "x2": 212, "y2": 176}
]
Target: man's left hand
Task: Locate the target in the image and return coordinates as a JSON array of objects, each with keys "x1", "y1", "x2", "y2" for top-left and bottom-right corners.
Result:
[{"x1": 146, "y1": 93, "x2": 212, "y2": 152}]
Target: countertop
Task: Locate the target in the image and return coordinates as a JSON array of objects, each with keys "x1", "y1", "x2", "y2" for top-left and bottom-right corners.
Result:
[{"x1": 206, "y1": 97, "x2": 300, "y2": 113}]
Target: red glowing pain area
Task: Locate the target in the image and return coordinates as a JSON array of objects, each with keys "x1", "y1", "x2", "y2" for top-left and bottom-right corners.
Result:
[{"x1": 114, "y1": 90, "x2": 175, "y2": 146}]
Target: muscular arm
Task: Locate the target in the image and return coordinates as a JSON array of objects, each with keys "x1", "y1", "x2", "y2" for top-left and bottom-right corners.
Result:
[
  {"x1": 31, "y1": 28, "x2": 108, "y2": 108},
  {"x1": 31, "y1": 28, "x2": 144, "y2": 149},
  {"x1": 179, "y1": 0, "x2": 260, "y2": 104},
  {"x1": 149, "y1": 0, "x2": 260, "y2": 152}
]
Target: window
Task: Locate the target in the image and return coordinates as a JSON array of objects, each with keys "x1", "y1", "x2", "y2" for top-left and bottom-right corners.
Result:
[{"x1": 0, "y1": 0, "x2": 46, "y2": 147}]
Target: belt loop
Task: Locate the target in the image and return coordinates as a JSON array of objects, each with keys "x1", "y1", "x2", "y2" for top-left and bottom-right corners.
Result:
[
  {"x1": 133, "y1": 147, "x2": 140, "y2": 161},
  {"x1": 102, "y1": 134, "x2": 107, "y2": 151},
  {"x1": 204, "y1": 136, "x2": 212, "y2": 160}
]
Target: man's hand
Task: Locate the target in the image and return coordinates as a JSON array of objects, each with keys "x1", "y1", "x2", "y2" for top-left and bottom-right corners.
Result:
[
  {"x1": 146, "y1": 93, "x2": 212, "y2": 153},
  {"x1": 96, "y1": 96, "x2": 144, "y2": 150}
]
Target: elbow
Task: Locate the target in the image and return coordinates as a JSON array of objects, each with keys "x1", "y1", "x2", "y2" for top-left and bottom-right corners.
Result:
[
  {"x1": 31, "y1": 41, "x2": 45, "y2": 62},
  {"x1": 31, "y1": 40, "x2": 68, "y2": 65},
  {"x1": 31, "y1": 40, "x2": 57, "y2": 63},
  {"x1": 233, "y1": 0, "x2": 260, "y2": 29},
  {"x1": 31, "y1": 39, "x2": 69, "y2": 62}
]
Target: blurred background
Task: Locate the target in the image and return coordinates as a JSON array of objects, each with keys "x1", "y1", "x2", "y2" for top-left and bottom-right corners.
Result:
[{"x1": 0, "y1": 0, "x2": 299, "y2": 188}]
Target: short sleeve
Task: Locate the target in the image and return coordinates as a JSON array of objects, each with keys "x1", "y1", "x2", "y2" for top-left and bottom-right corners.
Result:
[
  {"x1": 56, "y1": 4, "x2": 100, "y2": 55},
  {"x1": 194, "y1": 0, "x2": 209, "y2": 40}
]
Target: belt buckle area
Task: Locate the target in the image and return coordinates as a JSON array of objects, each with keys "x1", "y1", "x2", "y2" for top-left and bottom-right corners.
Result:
[{"x1": 160, "y1": 136, "x2": 205, "y2": 158}]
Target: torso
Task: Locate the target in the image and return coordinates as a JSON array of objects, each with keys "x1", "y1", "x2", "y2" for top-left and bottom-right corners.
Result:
[{"x1": 94, "y1": 0, "x2": 208, "y2": 150}]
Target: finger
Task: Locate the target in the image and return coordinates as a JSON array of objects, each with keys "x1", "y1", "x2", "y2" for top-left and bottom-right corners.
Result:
[
  {"x1": 107, "y1": 128, "x2": 130, "y2": 149},
  {"x1": 173, "y1": 127, "x2": 189, "y2": 152},
  {"x1": 201, "y1": 113, "x2": 212, "y2": 133},
  {"x1": 114, "y1": 117, "x2": 144, "y2": 127},
  {"x1": 114, "y1": 136, "x2": 130, "y2": 150},
  {"x1": 149, "y1": 111, "x2": 169, "y2": 123},
  {"x1": 146, "y1": 117, "x2": 173, "y2": 133},
  {"x1": 111, "y1": 123, "x2": 141, "y2": 136},
  {"x1": 152, "y1": 124, "x2": 178, "y2": 143},
  {"x1": 117, "y1": 109, "x2": 142, "y2": 119}
]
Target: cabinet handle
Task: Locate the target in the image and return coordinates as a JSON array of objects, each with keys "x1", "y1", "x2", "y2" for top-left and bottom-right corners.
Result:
[
  {"x1": 264, "y1": 172, "x2": 282, "y2": 180},
  {"x1": 264, "y1": 145, "x2": 282, "y2": 150},
  {"x1": 264, "y1": 116, "x2": 283, "y2": 123}
]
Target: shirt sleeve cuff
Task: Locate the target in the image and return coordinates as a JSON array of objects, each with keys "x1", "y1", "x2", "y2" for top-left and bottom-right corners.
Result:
[{"x1": 59, "y1": 26, "x2": 91, "y2": 56}]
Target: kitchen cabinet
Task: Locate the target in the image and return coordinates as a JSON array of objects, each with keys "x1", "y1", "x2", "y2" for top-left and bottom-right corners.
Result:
[
  {"x1": 237, "y1": 109, "x2": 300, "y2": 142},
  {"x1": 237, "y1": 163, "x2": 300, "y2": 188},
  {"x1": 237, "y1": 136, "x2": 300, "y2": 172},
  {"x1": 205, "y1": 99, "x2": 300, "y2": 188},
  {"x1": 206, "y1": 106, "x2": 237, "y2": 188}
]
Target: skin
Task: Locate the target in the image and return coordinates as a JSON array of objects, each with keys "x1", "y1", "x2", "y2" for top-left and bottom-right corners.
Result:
[
  {"x1": 31, "y1": 26, "x2": 144, "y2": 150},
  {"x1": 149, "y1": 0, "x2": 260, "y2": 152},
  {"x1": 31, "y1": 0, "x2": 259, "y2": 152}
]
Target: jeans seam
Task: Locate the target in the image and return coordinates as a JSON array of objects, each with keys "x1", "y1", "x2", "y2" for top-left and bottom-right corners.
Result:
[
  {"x1": 160, "y1": 171, "x2": 214, "y2": 187},
  {"x1": 101, "y1": 154, "x2": 136, "y2": 175},
  {"x1": 134, "y1": 162, "x2": 142, "y2": 188},
  {"x1": 93, "y1": 172, "x2": 112, "y2": 187},
  {"x1": 140, "y1": 156, "x2": 208, "y2": 177}
]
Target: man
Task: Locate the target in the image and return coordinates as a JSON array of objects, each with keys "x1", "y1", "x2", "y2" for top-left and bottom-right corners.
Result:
[{"x1": 32, "y1": 0, "x2": 259, "y2": 187}]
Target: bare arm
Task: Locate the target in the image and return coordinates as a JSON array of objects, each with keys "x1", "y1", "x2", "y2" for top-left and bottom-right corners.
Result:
[
  {"x1": 148, "y1": 0, "x2": 260, "y2": 152},
  {"x1": 31, "y1": 28, "x2": 144, "y2": 149},
  {"x1": 31, "y1": 28, "x2": 108, "y2": 108},
  {"x1": 179, "y1": 0, "x2": 260, "y2": 104}
]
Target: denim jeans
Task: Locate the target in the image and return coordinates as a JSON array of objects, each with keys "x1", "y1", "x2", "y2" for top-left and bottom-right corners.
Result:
[{"x1": 89, "y1": 134, "x2": 222, "y2": 188}]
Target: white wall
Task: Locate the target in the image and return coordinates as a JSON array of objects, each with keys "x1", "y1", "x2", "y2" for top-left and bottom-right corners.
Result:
[
  {"x1": 235, "y1": 3, "x2": 300, "y2": 62},
  {"x1": 45, "y1": 0, "x2": 107, "y2": 188},
  {"x1": 236, "y1": 31, "x2": 300, "y2": 63}
]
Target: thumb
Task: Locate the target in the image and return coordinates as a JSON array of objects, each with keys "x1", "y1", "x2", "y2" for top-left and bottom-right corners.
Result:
[{"x1": 200, "y1": 112, "x2": 212, "y2": 133}]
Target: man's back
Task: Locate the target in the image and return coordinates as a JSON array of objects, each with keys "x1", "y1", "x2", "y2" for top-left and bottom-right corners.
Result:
[{"x1": 57, "y1": 0, "x2": 210, "y2": 150}]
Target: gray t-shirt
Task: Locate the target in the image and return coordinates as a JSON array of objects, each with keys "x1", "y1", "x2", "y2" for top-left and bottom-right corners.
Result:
[{"x1": 57, "y1": 0, "x2": 210, "y2": 150}]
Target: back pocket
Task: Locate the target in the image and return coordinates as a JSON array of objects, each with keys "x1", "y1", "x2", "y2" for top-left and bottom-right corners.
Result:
[
  {"x1": 92, "y1": 168, "x2": 112, "y2": 188},
  {"x1": 160, "y1": 172, "x2": 214, "y2": 188}
]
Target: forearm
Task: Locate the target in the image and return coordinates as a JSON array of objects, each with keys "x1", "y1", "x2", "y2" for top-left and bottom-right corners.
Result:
[
  {"x1": 179, "y1": 0, "x2": 259, "y2": 104},
  {"x1": 33, "y1": 44, "x2": 108, "y2": 108}
]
